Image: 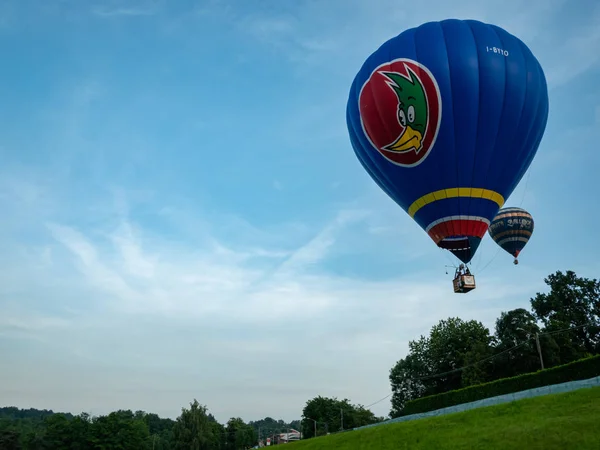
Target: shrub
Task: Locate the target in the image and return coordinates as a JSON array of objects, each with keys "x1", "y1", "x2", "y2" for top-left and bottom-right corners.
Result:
[{"x1": 401, "y1": 354, "x2": 600, "y2": 416}]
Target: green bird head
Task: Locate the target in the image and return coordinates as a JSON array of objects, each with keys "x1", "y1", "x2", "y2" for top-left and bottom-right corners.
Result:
[{"x1": 382, "y1": 68, "x2": 428, "y2": 153}]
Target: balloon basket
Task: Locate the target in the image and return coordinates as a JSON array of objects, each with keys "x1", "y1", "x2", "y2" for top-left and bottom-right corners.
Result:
[{"x1": 453, "y1": 274, "x2": 476, "y2": 294}]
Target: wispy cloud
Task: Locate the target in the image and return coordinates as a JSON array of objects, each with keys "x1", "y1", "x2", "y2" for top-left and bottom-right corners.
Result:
[
  {"x1": 540, "y1": 6, "x2": 600, "y2": 88},
  {"x1": 227, "y1": 0, "x2": 597, "y2": 89},
  {"x1": 91, "y1": 1, "x2": 160, "y2": 18},
  {"x1": 273, "y1": 209, "x2": 369, "y2": 275},
  {"x1": 0, "y1": 176, "x2": 551, "y2": 420},
  {"x1": 0, "y1": 314, "x2": 71, "y2": 333},
  {"x1": 241, "y1": 14, "x2": 295, "y2": 41}
]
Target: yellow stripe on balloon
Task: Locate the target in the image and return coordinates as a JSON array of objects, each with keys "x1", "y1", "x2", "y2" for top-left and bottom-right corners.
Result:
[{"x1": 408, "y1": 188, "x2": 505, "y2": 218}]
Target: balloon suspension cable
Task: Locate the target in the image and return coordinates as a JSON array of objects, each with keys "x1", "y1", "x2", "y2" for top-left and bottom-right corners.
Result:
[
  {"x1": 444, "y1": 264, "x2": 457, "y2": 275},
  {"x1": 519, "y1": 167, "x2": 533, "y2": 207},
  {"x1": 477, "y1": 246, "x2": 502, "y2": 274},
  {"x1": 471, "y1": 250, "x2": 481, "y2": 272},
  {"x1": 439, "y1": 247, "x2": 459, "y2": 274}
]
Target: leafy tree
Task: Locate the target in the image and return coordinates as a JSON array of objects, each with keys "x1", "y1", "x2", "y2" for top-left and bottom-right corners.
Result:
[
  {"x1": 172, "y1": 400, "x2": 221, "y2": 450},
  {"x1": 89, "y1": 410, "x2": 149, "y2": 449},
  {"x1": 389, "y1": 317, "x2": 493, "y2": 417},
  {"x1": 461, "y1": 338, "x2": 493, "y2": 387},
  {"x1": 530, "y1": 270, "x2": 600, "y2": 362},
  {"x1": 389, "y1": 354, "x2": 427, "y2": 417},
  {"x1": 21, "y1": 428, "x2": 47, "y2": 450},
  {"x1": 427, "y1": 317, "x2": 492, "y2": 392},
  {"x1": 224, "y1": 417, "x2": 255, "y2": 449},
  {"x1": 0, "y1": 429, "x2": 21, "y2": 450},
  {"x1": 142, "y1": 412, "x2": 175, "y2": 449},
  {"x1": 495, "y1": 308, "x2": 540, "y2": 348},
  {"x1": 44, "y1": 413, "x2": 84, "y2": 449},
  {"x1": 493, "y1": 308, "x2": 545, "y2": 377},
  {"x1": 341, "y1": 401, "x2": 379, "y2": 430},
  {"x1": 0, "y1": 406, "x2": 71, "y2": 449},
  {"x1": 301, "y1": 396, "x2": 330, "y2": 438},
  {"x1": 248, "y1": 416, "x2": 298, "y2": 443},
  {"x1": 301, "y1": 396, "x2": 378, "y2": 438}
]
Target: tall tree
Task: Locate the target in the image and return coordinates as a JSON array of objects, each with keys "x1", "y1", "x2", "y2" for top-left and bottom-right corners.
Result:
[
  {"x1": 426, "y1": 317, "x2": 492, "y2": 393},
  {"x1": 172, "y1": 400, "x2": 221, "y2": 450},
  {"x1": 224, "y1": 417, "x2": 255, "y2": 449},
  {"x1": 461, "y1": 338, "x2": 494, "y2": 387},
  {"x1": 89, "y1": 410, "x2": 149, "y2": 449},
  {"x1": 143, "y1": 412, "x2": 176, "y2": 449},
  {"x1": 0, "y1": 429, "x2": 21, "y2": 450},
  {"x1": 340, "y1": 401, "x2": 379, "y2": 430},
  {"x1": 301, "y1": 396, "x2": 377, "y2": 438},
  {"x1": 389, "y1": 354, "x2": 427, "y2": 417},
  {"x1": 493, "y1": 308, "x2": 545, "y2": 377},
  {"x1": 530, "y1": 270, "x2": 600, "y2": 362},
  {"x1": 44, "y1": 413, "x2": 86, "y2": 449},
  {"x1": 248, "y1": 417, "x2": 296, "y2": 444},
  {"x1": 389, "y1": 317, "x2": 493, "y2": 417}
]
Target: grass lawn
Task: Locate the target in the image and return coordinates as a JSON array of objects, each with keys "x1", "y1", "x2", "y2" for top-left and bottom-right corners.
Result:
[{"x1": 289, "y1": 386, "x2": 600, "y2": 449}]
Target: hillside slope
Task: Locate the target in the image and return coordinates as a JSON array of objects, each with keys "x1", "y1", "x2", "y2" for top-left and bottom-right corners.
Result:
[{"x1": 290, "y1": 386, "x2": 600, "y2": 450}]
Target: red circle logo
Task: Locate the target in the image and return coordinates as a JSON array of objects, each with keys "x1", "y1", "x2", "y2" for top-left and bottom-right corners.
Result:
[{"x1": 359, "y1": 59, "x2": 442, "y2": 167}]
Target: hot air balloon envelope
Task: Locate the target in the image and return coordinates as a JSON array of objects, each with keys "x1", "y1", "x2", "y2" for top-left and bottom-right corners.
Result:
[
  {"x1": 488, "y1": 207, "x2": 534, "y2": 264},
  {"x1": 346, "y1": 19, "x2": 549, "y2": 264}
]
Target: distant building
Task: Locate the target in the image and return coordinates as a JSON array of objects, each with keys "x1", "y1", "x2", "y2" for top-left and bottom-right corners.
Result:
[
  {"x1": 278, "y1": 429, "x2": 301, "y2": 442},
  {"x1": 258, "y1": 429, "x2": 302, "y2": 446}
]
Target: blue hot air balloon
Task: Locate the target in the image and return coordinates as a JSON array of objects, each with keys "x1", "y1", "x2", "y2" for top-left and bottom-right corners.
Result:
[
  {"x1": 488, "y1": 207, "x2": 534, "y2": 265},
  {"x1": 346, "y1": 19, "x2": 549, "y2": 267}
]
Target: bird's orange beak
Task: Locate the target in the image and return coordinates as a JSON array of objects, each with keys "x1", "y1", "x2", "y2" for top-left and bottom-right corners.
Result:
[{"x1": 385, "y1": 126, "x2": 423, "y2": 153}]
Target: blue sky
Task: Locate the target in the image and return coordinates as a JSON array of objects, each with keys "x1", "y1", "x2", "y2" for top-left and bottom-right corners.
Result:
[{"x1": 0, "y1": 0, "x2": 599, "y2": 422}]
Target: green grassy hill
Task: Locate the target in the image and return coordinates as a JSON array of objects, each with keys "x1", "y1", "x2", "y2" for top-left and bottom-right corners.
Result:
[{"x1": 290, "y1": 386, "x2": 600, "y2": 450}]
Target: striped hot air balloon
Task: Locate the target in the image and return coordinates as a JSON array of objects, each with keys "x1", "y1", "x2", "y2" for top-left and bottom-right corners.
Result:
[{"x1": 487, "y1": 207, "x2": 534, "y2": 264}]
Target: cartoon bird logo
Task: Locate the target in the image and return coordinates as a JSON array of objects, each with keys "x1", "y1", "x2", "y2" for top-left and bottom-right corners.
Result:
[
  {"x1": 381, "y1": 69, "x2": 428, "y2": 154},
  {"x1": 358, "y1": 58, "x2": 441, "y2": 167}
]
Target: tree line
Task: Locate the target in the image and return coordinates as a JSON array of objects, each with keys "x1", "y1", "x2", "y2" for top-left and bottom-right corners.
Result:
[
  {"x1": 388, "y1": 270, "x2": 600, "y2": 416},
  {"x1": 0, "y1": 400, "x2": 286, "y2": 450},
  {"x1": 0, "y1": 397, "x2": 382, "y2": 449},
  {"x1": 0, "y1": 401, "x2": 246, "y2": 449}
]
